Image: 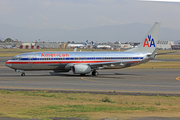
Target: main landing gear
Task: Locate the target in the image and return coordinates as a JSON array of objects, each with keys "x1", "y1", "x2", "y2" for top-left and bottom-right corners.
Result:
[
  {"x1": 21, "y1": 72, "x2": 25, "y2": 76},
  {"x1": 92, "y1": 70, "x2": 99, "y2": 76}
]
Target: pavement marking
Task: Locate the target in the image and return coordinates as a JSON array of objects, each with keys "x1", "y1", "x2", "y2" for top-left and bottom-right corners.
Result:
[
  {"x1": 176, "y1": 77, "x2": 180, "y2": 81},
  {"x1": 81, "y1": 77, "x2": 116, "y2": 84},
  {"x1": 81, "y1": 77, "x2": 95, "y2": 82}
]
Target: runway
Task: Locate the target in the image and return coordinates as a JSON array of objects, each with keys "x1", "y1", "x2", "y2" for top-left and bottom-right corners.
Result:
[{"x1": 0, "y1": 57, "x2": 180, "y2": 94}]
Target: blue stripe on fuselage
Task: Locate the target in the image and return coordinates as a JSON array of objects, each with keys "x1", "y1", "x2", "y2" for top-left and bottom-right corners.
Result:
[{"x1": 11, "y1": 57, "x2": 143, "y2": 61}]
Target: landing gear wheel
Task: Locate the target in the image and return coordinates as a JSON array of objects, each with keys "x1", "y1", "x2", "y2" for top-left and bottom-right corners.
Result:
[
  {"x1": 21, "y1": 72, "x2": 25, "y2": 76},
  {"x1": 92, "y1": 70, "x2": 99, "y2": 76}
]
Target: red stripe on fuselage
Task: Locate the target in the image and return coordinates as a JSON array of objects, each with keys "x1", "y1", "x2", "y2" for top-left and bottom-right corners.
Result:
[{"x1": 5, "y1": 60, "x2": 114, "y2": 64}]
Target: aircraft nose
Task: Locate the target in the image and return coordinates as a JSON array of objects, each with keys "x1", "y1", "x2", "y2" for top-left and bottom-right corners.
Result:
[{"x1": 5, "y1": 61, "x2": 12, "y2": 68}]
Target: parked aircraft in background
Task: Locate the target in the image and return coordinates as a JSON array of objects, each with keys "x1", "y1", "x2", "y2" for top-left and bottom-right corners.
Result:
[
  {"x1": 0, "y1": 45, "x2": 12, "y2": 49},
  {"x1": 67, "y1": 40, "x2": 88, "y2": 48},
  {"x1": 5, "y1": 22, "x2": 161, "y2": 76},
  {"x1": 5, "y1": 45, "x2": 13, "y2": 49},
  {"x1": 91, "y1": 41, "x2": 111, "y2": 49},
  {"x1": 94, "y1": 44, "x2": 111, "y2": 49},
  {"x1": 0, "y1": 45, "x2": 5, "y2": 48}
]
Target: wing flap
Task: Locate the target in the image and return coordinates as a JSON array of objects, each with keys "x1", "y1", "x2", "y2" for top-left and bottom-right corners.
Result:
[{"x1": 89, "y1": 61, "x2": 125, "y2": 68}]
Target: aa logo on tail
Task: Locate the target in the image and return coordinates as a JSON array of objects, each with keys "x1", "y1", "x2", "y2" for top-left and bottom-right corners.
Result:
[{"x1": 143, "y1": 35, "x2": 155, "y2": 47}]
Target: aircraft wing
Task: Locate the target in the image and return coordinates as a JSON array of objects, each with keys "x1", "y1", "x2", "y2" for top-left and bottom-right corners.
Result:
[{"x1": 88, "y1": 61, "x2": 125, "y2": 69}]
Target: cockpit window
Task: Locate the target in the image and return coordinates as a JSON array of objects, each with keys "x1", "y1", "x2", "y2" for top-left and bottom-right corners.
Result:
[{"x1": 12, "y1": 55, "x2": 22, "y2": 60}]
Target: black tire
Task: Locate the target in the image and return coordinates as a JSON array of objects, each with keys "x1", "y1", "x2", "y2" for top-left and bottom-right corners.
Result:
[
  {"x1": 92, "y1": 71, "x2": 98, "y2": 76},
  {"x1": 94, "y1": 71, "x2": 99, "y2": 76},
  {"x1": 92, "y1": 71, "x2": 95, "y2": 76},
  {"x1": 21, "y1": 73, "x2": 25, "y2": 76}
]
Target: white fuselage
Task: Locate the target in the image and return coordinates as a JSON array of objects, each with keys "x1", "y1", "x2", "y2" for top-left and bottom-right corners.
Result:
[{"x1": 5, "y1": 51, "x2": 148, "y2": 71}]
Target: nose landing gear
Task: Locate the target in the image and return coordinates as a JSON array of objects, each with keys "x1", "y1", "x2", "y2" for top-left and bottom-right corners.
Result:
[
  {"x1": 15, "y1": 69, "x2": 25, "y2": 76},
  {"x1": 21, "y1": 72, "x2": 25, "y2": 76}
]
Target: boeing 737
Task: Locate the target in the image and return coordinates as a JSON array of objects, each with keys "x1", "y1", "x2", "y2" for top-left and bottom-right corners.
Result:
[
  {"x1": 91, "y1": 41, "x2": 111, "y2": 49},
  {"x1": 5, "y1": 22, "x2": 161, "y2": 76},
  {"x1": 67, "y1": 40, "x2": 88, "y2": 48}
]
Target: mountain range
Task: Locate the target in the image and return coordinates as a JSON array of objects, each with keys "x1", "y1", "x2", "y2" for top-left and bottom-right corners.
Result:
[{"x1": 0, "y1": 23, "x2": 180, "y2": 43}]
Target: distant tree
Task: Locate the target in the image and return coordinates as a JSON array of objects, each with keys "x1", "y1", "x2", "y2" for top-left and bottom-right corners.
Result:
[
  {"x1": 0, "y1": 39, "x2": 2, "y2": 42},
  {"x1": 5, "y1": 38, "x2": 14, "y2": 42},
  {"x1": 72, "y1": 41, "x2": 75, "y2": 43},
  {"x1": 67, "y1": 41, "x2": 71, "y2": 43}
]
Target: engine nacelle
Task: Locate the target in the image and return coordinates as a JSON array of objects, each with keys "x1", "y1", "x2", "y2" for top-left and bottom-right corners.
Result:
[{"x1": 72, "y1": 64, "x2": 91, "y2": 74}]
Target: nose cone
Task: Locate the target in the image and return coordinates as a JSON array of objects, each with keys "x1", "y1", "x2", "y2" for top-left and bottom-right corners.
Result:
[{"x1": 5, "y1": 61, "x2": 12, "y2": 68}]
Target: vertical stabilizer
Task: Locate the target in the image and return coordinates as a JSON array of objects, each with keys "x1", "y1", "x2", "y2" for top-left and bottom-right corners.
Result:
[{"x1": 125, "y1": 22, "x2": 161, "y2": 53}]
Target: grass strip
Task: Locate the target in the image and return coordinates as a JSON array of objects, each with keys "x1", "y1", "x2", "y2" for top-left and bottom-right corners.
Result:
[
  {"x1": 131, "y1": 61, "x2": 180, "y2": 69},
  {"x1": 20, "y1": 105, "x2": 156, "y2": 119},
  {"x1": 156, "y1": 54, "x2": 180, "y2": 59},
  {"x1": 0, "y1": 90, "x2": 180, "y2": 119}
]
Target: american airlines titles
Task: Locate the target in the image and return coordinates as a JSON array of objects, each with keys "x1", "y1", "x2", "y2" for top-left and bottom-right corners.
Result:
[{"x1": 41, "y1": 53, "x2": 69, "y2": 57}]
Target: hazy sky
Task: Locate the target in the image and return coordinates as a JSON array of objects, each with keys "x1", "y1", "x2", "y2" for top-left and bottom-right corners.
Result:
[{"x1": 0, "y1": 0, "x2": 180, "y2": 30}]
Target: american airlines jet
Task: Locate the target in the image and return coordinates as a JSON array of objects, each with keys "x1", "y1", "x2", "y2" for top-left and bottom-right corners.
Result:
[
  {"x1": 5, "y1": 22, "x2": 161, "y2": 76},
  {"x1": 67, "y1": 40, "x2": 88, "y2": 48}
]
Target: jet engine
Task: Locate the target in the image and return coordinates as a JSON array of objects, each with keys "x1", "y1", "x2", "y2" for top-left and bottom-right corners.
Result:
[{"x1": 72, "y1": 64, "x2": 91, "y2": 74}]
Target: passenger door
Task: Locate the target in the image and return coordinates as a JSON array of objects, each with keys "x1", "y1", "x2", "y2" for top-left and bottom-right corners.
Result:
[{"x1": 28, "y1": 54, "x2": 37, "y2": 69}]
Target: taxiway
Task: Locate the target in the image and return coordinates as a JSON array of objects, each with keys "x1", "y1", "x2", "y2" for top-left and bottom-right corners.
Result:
[{"x1": 0, "y1": 57, "x2": 180, "y2": 94}]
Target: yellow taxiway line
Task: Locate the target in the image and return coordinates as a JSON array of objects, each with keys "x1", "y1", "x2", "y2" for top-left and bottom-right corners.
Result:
[{"x1": 176, "y1": 77, "x2": 180, "y2": 81}]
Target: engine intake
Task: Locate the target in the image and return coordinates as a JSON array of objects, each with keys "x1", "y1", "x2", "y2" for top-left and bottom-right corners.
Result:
[{"x1": 72, "y1": 64, "x2": 91, "y2": 74}]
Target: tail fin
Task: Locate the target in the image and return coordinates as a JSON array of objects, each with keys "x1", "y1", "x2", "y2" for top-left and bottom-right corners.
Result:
[
  {"x1": 91, "y1": 41, "x2": 95, "y2": 45},
  {"x1": 125, "y1": 22, "x2": 161, "y2": 53}
]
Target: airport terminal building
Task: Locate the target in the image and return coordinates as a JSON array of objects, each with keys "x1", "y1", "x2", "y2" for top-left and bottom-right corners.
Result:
[{"x1": 156, "y1": 41, "x2": 174, "y2": 50}]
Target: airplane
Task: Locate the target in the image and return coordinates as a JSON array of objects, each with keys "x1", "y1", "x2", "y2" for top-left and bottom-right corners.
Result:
[
  {"x1": 94, "y1": 44, "x2": 111, "y2": 49},
  {"x1": 0, "y1": 45, "x2": 5, "y2": 48},
  {"x1": 5, "y1": 22, "x2": 161, "y2": 76},
  {"x1": 67, "y1": 40, "x2": 88, "y2": 48},
  {"x1": 91, "y1": 41, "x2": 111, "y2": 49}
]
